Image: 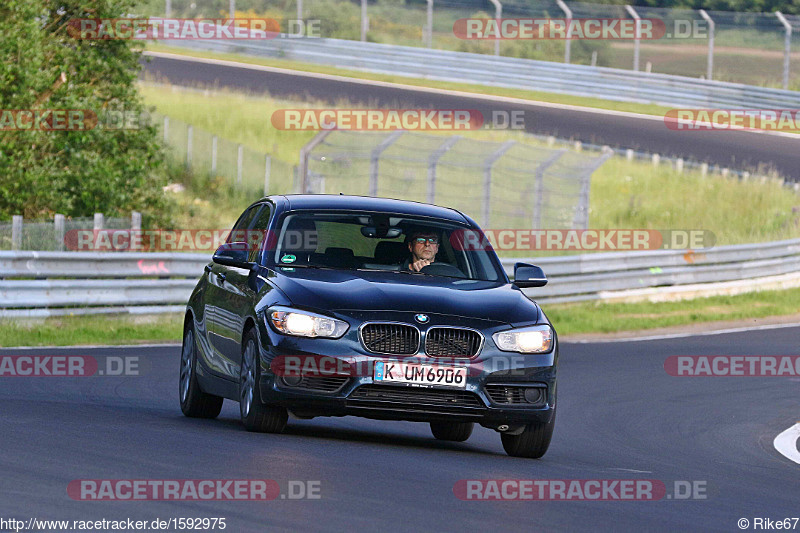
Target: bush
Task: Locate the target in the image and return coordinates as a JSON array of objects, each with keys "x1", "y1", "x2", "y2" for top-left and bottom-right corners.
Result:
[{"x1": 0, "y1": 0, "x2": 173, "y2": 224}]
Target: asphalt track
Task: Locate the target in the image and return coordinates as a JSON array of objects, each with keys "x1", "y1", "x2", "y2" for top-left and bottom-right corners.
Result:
[
  {"x1": 2, "y1": 327, "x2": 798, "y2": 532},
  {"x1": 141, "y1": 53, "x2": 800, "y2": 181}
]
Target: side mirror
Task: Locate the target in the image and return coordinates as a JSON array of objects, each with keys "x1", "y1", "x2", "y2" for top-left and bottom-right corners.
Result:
[
  {"x1": 212, "y1": 242, "x2": 253, "y2": 269},
  {"x1": 513, "y1": 262, "x2": 547, "y2": 288}
]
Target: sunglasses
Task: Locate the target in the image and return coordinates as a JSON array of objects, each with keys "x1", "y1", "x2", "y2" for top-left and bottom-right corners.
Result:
[{"x1": 413, "y1": 237, "x2": 439, "y2": 245}]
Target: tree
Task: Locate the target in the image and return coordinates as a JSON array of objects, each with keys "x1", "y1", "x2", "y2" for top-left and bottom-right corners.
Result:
[{"x1": 0, "y1": 0, "x2": 171, "y2": 222}]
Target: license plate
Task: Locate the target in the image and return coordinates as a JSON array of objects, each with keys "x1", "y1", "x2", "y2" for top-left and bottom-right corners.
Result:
[{"x1": 374, "y1": 361, "x2": 467, "y2": 389}]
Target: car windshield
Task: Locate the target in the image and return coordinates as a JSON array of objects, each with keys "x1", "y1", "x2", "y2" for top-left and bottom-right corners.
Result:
[{"x1": 269, "y1": 212, "x2": 505, "y2": 282}]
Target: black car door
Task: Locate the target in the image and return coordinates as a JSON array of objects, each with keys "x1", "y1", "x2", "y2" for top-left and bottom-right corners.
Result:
[
  {"x1": 203, "y1": 203, "x2": 264, "y2": 381},
  {"x1": 207, "y1": 203, "x2": 274, "y2": 380}
]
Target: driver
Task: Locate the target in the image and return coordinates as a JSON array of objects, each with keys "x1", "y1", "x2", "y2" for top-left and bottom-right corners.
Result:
[{"x1": 403, "y1": 230, "x2": 440, "y2": 272}]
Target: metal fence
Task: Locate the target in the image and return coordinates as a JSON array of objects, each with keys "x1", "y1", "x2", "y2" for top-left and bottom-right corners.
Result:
[
  {"x1": 154, "y1": 110, "x2": 612, "y2": 229},
  {"x1": 299, "y1": 130, "x2": 612, "y2": 229},
  {"x1": 3, "y1": 237, "x2": 799, "y2": 316},
  {"x1": 142, "y1": 0, "x2": 800, "y2": 89}
]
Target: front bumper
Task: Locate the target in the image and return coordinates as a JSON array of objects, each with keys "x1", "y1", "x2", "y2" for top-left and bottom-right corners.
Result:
[
  {"x1": 257, "y1": 334, "x2": 556, "y2": 428},
  {"x1": 255, "y1": 310, "x2": 558, "y2": 428}
]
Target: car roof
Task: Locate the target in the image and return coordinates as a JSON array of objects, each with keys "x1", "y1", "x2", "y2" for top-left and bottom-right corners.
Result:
[{"x1": 266, "y1": 194, "x2": 470, "y2": 224}]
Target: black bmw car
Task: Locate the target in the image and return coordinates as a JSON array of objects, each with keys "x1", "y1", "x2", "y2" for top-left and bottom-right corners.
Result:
[{"x1": 180, "y1": 195, "x2": 558, "y2": 458}]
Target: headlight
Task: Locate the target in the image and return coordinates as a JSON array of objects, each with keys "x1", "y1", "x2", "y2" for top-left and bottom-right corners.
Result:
[
  {"x1": 492, "y1": 325, "x2": 553, "y2": 353},
  {"x1": 268, "y1": 307, "x2": 349, "y2": 338}
]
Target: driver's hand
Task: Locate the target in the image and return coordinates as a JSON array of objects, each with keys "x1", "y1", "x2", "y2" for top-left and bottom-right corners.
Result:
[{"x1": 409, "y1": 259, "x2": 432, "y2": 272}]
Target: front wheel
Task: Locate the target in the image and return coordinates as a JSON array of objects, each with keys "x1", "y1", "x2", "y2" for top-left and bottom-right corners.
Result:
[
  {"x1": 179, "y1": 325, "x2": 223, "y2": 418},
  {"x1": 430, "y1": 421, "x2": 474, "y2": 442},
  {"x1": 501, "y1": 410, "x2": 556, "y2": 459},
  {"x1": 239, "y1": 329, "x2": 288, "y2": 433}
]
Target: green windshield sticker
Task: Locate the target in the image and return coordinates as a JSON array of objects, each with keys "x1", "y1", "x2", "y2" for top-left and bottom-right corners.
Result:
[{"x1": 281, "y1": 254, "x2": 296, "y2": 263}]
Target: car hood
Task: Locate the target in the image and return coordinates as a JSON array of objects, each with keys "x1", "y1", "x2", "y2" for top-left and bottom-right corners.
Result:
[{"x1": 269, "y1": 267, "x2": 541, "y2": 325}]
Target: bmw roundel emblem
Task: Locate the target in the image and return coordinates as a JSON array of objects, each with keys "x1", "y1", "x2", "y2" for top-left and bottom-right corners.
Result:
[{"x1": 414, "y1": 314, "x2": 429, "y2": 324}]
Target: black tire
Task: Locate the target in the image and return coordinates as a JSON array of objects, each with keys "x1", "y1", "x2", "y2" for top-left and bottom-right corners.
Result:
[
  {"x1": 430, "y1": 421, "x2": 474, "y2": 442},
  {"x1": 239, "y1": 328, "x2": 288, "y2": 433},
  {"x1": 501, "y1": 410, "x2": 556, "y2": 459},
  {"x1": 179, "y1": 324, "x2": 223, "y2": 418}
]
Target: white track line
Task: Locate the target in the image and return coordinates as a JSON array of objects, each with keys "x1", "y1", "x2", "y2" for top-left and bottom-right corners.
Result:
[
  {"x1": 143, "y1": 50, "x2": 800, "y2": 140},
  {"x1": 563, "y1": 322, "x2": 800, "y2": 344},
  {"x1": 774, "y1": 423, "x2": 800, "y2": 465}
]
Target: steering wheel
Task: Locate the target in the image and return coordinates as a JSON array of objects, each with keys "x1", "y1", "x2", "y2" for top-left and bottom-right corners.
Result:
[{"x1": 419, "y1": 262, "x2": 466, "y2": 278}]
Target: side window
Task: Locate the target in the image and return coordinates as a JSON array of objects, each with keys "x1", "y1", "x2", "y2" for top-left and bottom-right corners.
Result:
[
  {"x1": 227, "y1": 205, "x2": 261, "y2": 244},
  {"x1": 250, "y1": 204, "x2": 273, "y2": 263}
]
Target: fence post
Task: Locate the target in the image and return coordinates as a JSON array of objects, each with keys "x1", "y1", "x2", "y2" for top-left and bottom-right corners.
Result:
[
  {"x1": 573, "y1": 148, "x2": 613, "y2": 229},
  {"x1": 94, "y1": 213, "x2": 104, "y2": 231},
  {"x1": 297, "y1": 0, "x2": 303, "y2": 20},
  {"x1": 186, "y1": 125, "x2": 193, "y2": 166},
  {"x1": 532, "y1": 150, "x2": 566, "y2": 229},
  {"x1": 237, "y1": 144, "x2": 243, "y2": 185},
  {"x1": 427, "y1": 136, "x2": 460, "y2": 204},
  {"x1": 488, "y1": 0, "x2": 502, "y2": 56},
  {"x1": 625, "y1": 5, "x2": 641, "y2": 72},
  {"x1": 165, "y1": 0, "x2": 171, "y2": 17},
  {"x1": 54, "y1": 214, "x2": 65, "y2": 251},
  {"x1": 131, "y1": 211, "x2": 142, "y2": 232},
  {"x1": 482, "y1": 141, "x2": 516, "y2": 227},
  {"x1": 426, "y1": 0, "x2": 434, "y2": 47},
  {"x1": 11, "y1": 215, "x2": 22, "y2": 251},
  {"x1": 369, "y1": 131, "x2": 404, "y2": 197},
  {"x1": 776, "y1": 11, "x2": 792, "y2": 90},
  {"x1": 299, "y1": 130, "x2": 333, "y2": 193},
  {"x1": 229, "y1": 0, "x2": 235, "y2": 19},
  {"x1": 698, "y1": 9, "x2": 714, "y2": 81},
  {"x1": 556, "y1": 0, "x2": 572, "y2": 63},
  {"x1": 361, "y1": 0, "x2": 368, "y2": 42},
  {"x1": 264, "y1": 155, "x2": 271, "y2": 196},
  {"x1": 211, "y1": 135, "x2": 218, "y2": 175}
]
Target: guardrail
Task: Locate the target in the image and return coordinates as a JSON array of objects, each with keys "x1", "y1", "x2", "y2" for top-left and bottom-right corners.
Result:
[
  {"x1": 163, "y1": 37, "x2": 800, "y2": 110},
  {"x1": 2, "y1": 239, "x2": 799, "y2": 317},
  {"x1": 505, "y1": 238, "x2": 800, "y2": 302}
]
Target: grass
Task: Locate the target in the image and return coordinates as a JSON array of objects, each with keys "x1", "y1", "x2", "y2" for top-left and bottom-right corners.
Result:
[
  {"x1": 546, "y1": 286, "x2": 800, "y2": 336},
  {"x1": 0, "y1": 314, "x2": 184, "y2": 347},
  {"x1": 3, "y1": 286, "x2": 799, "y2": 346},
  {"x1": 141, "y1": 83, "x2": 800, "y2": 246}
]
